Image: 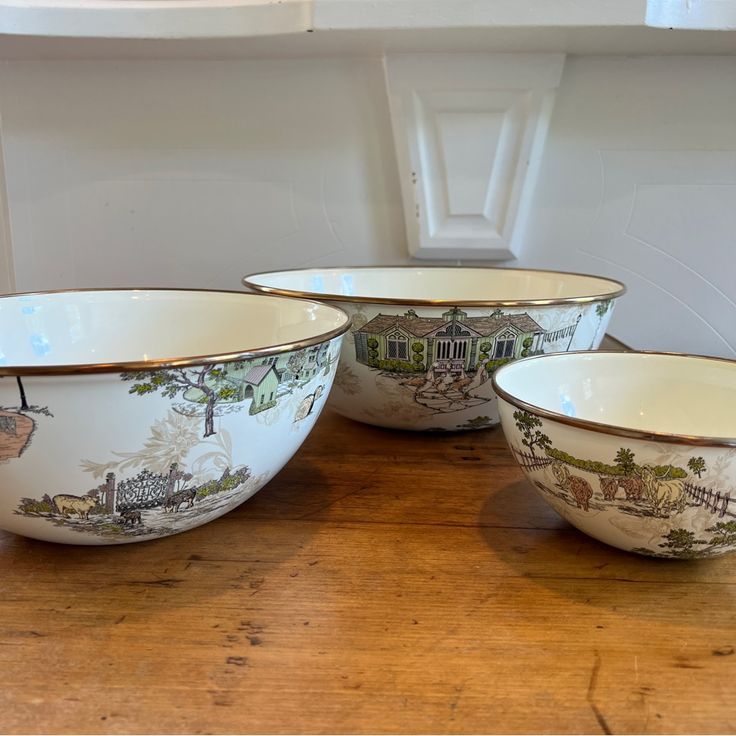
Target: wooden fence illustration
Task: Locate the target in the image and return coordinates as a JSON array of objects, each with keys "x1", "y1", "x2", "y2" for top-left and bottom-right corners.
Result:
[
  {"x1": 684, "y1": 482, "x2": 731, "y2": 518},
  {"x1": 511, "y1": 447, "x2": 553, "y2": 472}
]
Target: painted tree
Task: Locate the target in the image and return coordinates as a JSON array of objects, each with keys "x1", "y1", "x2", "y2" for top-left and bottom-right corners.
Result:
[
  {"x1": 706, "y1": 521, "x2": 736, "y2": 549},
  {"x1": 122, "y1": 365, "x2": 243, "y2": 438},
  {"x1": 614, "y1": 447, "x2": 636, "y2": 475},
  {"x1": 367, "y1": 338, "x2": 379, "y2": 364},
  {"x1": 658, "y1": 528, "x2": 707, "y2": 558},
  {"x1": 513, "y1": 410, "x2": 551, "y2": 457},
  {"x1": 595, "y1": 300, "x2": 612, "y2": 319},
  {"x1": 286, "y1": 350, "x2": 307, "y2": 381},
  {"x1": 16, "y1": 377, "x2": 29, "y2": 411},
  {"x1": 687, "y1": 456, "x2": 707, "y2": 478}
]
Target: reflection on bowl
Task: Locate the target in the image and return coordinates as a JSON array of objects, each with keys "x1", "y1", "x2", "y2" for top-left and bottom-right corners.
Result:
[
  {"x1": 493, "y1": 351, "x2": 736, "y2": 558},
  {"x1": 243, "y1": 266, "x2": 625, "y2": 432},
  {"x1": 0, "y1": 288, "x2": 350, "y2": 545}
]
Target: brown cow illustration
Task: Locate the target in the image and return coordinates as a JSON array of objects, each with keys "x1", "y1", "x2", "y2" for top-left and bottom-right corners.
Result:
[{"x1": 552, "y1": 463, "x2": 594, "y2": 512}]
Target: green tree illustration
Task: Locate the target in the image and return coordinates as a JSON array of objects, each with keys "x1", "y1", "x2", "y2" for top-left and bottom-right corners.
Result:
[
  {"x1": 513, "y1": 410, "x2": 551, "y2": 457},
  {"x1": 687, "y1": 456, "x2": 707, "y2": 478},
  {"x1": 122, "y1": 365, "x2": 245, "y2": 438},
  {"x1": 367, "y1": 338, "x2": 379, "y2": 364},
  {"x1": 706, "y1": 521, "x2": 736, "y2": 549},
  {"x1": 658, "y1": 528, "x2": 705, "y2": 558},
  {"x1": 595, "y1": 300, "x2": 612, "y2": 318},
  {"x1": 614, "y1": 448, "x2": 636, "y2": 475}
]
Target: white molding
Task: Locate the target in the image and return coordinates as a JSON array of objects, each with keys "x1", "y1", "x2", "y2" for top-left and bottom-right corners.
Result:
[
  {"x1": 0, "y1": 0, "x2": 647, "y2": 38},
  {"x1": 646, "y1": 0, "x2": 736, "y2": 29},
  {"x1": 384, "y1": 53, "x2": 565, "y2": 261},
  {"x1": 0, "y1": 0, "x2": 312, "y2": 38},
  {"x1": 316, "y1": 0, "x2": 646, "y2": 30},
  {"x1": 0, "y1": 116, "x2": 14, "y2": 294}
]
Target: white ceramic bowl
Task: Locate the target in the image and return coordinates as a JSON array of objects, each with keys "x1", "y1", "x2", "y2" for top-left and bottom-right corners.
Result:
[
  {"x1": 493, "y1": 351, "x2": 736, "y2": 558},
  {"x1": 0, "y1": 289, "x2": 350, "y2": 545},
  {"x1": 243, "y1": 267, "x2": 625, "y2": 432}
]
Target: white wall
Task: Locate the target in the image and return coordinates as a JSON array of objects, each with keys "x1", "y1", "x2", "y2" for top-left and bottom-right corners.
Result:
[
  {"x1": 1, "y1": 55, "x2": 735, "y2": 356},
  {"x1": 0, "y1": 58, "x2": 407, "y2": 292},
  {"x1": 518, "y1": 56, "x2": 736, "y2": 357}
]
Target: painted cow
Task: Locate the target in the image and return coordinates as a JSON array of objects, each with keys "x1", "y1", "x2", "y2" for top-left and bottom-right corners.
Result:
[
  {"x1": 640, "y1": 467, "x2": 686, "y2": 514},
  {"x1": 164, "y1": 488, "x2": 197, "y2": 513},
  {"x1": 552, "y1": 463, "x2": 594, "y2": 512},
  {"x1": 599, "y1": 476, "x2": 620, "y2": 501},
  {"x1": 618, "y1": 476, "x2": 646, "y2": 502}
]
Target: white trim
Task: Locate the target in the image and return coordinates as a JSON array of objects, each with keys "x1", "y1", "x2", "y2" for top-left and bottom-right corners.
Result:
[{"x1": 0, "y1": 114, "x2": 14, "y2": 294}]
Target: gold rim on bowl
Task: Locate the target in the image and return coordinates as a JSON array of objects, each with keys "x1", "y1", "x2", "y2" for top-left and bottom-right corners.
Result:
[
  {"x1": 242, "y1": 264, "x2": 627, "y2": 307},
  {"x1": 492, "y1": 349, "x2": 736, "y2": 448},
  {"x1": 0, "y1": 287, "x2": 352, "y2": 376}
]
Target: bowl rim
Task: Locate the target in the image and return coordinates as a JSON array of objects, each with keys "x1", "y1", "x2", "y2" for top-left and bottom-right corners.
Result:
[
  {"x1": 492, "y1": 349, "x2": 736, "y2": 448},
  {"x1": 0, "y1": 287, "x2": 352, "y2": 376},
  {"x1": 242, "y1": 264, "x2": 627, "y2": 307}
]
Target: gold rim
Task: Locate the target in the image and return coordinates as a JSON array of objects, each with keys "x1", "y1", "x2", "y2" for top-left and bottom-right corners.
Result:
[
  {"x1": 242, "y1": 265, "x2": 627, "y2": 307},
  {"x1": 492, "y1": 349, "x2": 736, "y2": 448},
  {"x1": 0, "y1": 287, "x2": 352, "y2": 376}
]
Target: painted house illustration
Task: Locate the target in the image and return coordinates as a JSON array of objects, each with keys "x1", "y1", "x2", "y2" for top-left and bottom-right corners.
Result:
[
  {"x1": 241, "y1": 363, "x2": 280, "y2": 412},
  {"x1": 355, "y1": 307, "x2": 549, "y2": 374},
  {"x1": 186, "y1": 361, "x2": 281, "y2": 414}
]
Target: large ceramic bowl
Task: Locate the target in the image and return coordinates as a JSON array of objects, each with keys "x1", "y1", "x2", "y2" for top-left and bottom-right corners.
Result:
[
  {"x1": 0, "y1": 288, "x2": 350, "y2": 545},
  {"x1": 493, "y1": 351, "x2": 736, "y2": 559},
  {"x1": 243, "y1": 266, "x2": 625, "y2": 431}
]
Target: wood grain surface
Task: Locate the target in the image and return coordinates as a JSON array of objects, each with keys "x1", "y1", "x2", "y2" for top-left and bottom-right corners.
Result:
[{"x1": 0, "y1": 408, "x2": 734, "y2": 735}]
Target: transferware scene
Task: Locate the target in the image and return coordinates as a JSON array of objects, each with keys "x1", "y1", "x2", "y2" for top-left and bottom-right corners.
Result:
[{"x1": 0, "y1": 1, "x2": 734, "y2": 734}]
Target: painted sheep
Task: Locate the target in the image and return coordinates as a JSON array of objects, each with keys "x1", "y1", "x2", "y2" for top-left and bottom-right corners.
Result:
[{"x1": 53, "y1": 493, "x2": 99, "y2": 519}]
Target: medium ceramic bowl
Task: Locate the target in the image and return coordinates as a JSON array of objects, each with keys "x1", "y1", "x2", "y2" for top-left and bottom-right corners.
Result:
[
  {"x1": 0, "y1": 288, "x2": 350, "y2": 545},
  {"x1": 493, "y1": 351, "x2": 736, "y2": 559},
  {"x1": 243, "y1": 266, "x2": 625, "y2": 431}
]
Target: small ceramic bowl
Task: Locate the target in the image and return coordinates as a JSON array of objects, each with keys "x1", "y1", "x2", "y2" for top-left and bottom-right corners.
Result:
[
  {"x1": 0, "y1": 288, "x2": 350, "y2": 545},
  {"x1": 493, "y1": 351, "x2": 736, "y2": 558},
  {"x1": 243, "y1": 266, "x2": 625, "y2": 431}
]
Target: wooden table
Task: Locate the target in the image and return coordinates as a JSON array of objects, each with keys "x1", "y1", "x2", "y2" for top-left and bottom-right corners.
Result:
[{"x1": 0, "y1": 409, "x2": 735, "y2": 734}]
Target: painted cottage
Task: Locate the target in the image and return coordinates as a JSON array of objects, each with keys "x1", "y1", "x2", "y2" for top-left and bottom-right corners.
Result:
[
  {"x1": 355, "y1": 307, "x2": 547, "y2": 375},
  {"x1": 242, "y1": 363, "x2": 280, "y2": 413}
]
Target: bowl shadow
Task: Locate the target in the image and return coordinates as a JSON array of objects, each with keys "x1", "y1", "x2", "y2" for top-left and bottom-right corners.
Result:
[
  {"x1": 478, "y1": 478, "x2": 736, "y2": 627},
  {"x1": 0, "y1": 461, "x2": 332, "y2": 627}
]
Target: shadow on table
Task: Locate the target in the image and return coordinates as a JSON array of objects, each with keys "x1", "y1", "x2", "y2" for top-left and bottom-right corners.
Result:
[
  {"x1": 0, "y1": 461, "x2": 332, "y2": 624},
  {"x1": 478, "y1": 478, "x2": 736, "y2": 626}
]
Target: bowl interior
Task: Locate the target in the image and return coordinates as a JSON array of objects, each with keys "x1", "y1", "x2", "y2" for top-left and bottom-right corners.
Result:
[
  {"x1": 244, "y1": 267, "x2": 623, "y2": 304},
  {"x1": 494, "y1": 352, "x2": 736, "y2": 440},
  {"x1": 0, "y1": 290, "x2": 348, "y2": 370}
]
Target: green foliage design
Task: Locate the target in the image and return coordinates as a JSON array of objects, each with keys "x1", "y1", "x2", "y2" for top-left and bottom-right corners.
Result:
[
  {"x1": 687, "y1": 456, "x2": 707, "y2": 478},
  {"x1": 547, "y1": 446, "x2": 686, "y2": 479},
  {"x1": 377, "y1": 359, "x2": 424, "y2": 373},
  {"x1": 595, "y1": 300, "x2": 612, "y2": 318},
  {"x1": 513, "y1": 410, "x2": 552, "y2": 456},
  {"x1": 484, "y1": 358, "x2": 513, "y2": 374},
  {"x1": 614, "y1": 448, "x2": 637, "y2": 475},
  {"x1": 197, "y1": 467, "x2": 250, "y2": 499}
]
